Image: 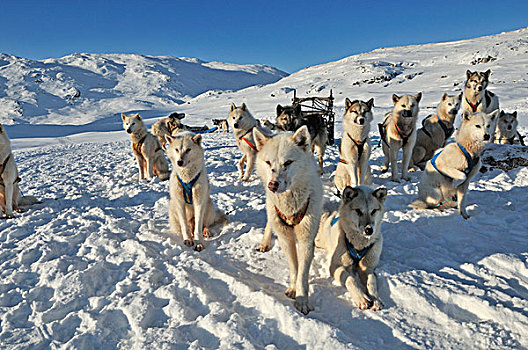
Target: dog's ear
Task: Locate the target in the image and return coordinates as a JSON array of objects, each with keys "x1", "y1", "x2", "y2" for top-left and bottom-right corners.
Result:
[
  {"x1": 165, "y1": 134, "x2": 174, "y2": 145},
  {"x1": 441, "y1": 93, "x2": 448, "y2": 101},
  {"x1": 345, "y1": 98, "x2": 353, "y2": 110},
  {"x1": 230, "y1": 103, "x2": 237, "y2": 112},
  {"x1": 500, "y1": 110, "x2": 505, "y2": 118},
  {"x1": 457, "y1": 92, "x2": 463, "y2": 101},
  {"x1": 136, "y1": 113, "x2": 142, "y2": 120},
  {"x1": 466, "y1": 70, "x2": 472, "y2": 80},
  {"x1": 484, "y1": 69, "x2": 491, "y2": 79},
  {"x1": 392, "y1": 94, "x2": 400, "y2": 105},
  {"x1": 291, "y1": 125, "x2": 311, "y2": 151},
  {"x1": 414, "y1": 92, "x2": 422, "y2": 103},
  {"x1": 372, "y1": 187, "x2": 388, "y2": 204},
  {"x1": 462, "y1": 110, "x2": 472, "y2": 121},
  {"x1": 0, "y1": 123, "x2": 3, "y2": 134},
  {"x1": 253, "y1": 127, "x2": 271, "y2": 151},
  {"x1": 512, "y1": 111, "x2": 517, "y2": 119},
  {"x1": 241, "y1": 103, "x2": 248, "y2": 111},
  {"x1": 488, "y1": 109, "x2": 499, "y2": 121},
  {"x1": 366, "y1": 98, "x2": 374, "y2": 110},
  {"x1": 294, "y1": 104, "x2": 302, "y2": 116},
  {"x1": 192, "y1": 134, "x2": 202, "y2": 146},
  {"x1": 276, "y1": 104, "x2": 283, "y2": 116},
  {"x1": 121, "y1": 113, "x2": 126, "y2": 121},
  {"x1": 342, "y1": 186, "x2": 359, "y2": 204}
]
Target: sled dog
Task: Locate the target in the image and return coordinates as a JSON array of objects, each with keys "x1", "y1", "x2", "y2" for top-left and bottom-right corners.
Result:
[
  {"x1": 253, "y1": 126, "x2": 323, "y2": 315},
  {"x1": 228, "y1": 103, "x2": 270, "y2": 181},
  {"x1": 463, "y1": 70, "x2": 499, "y2": 137},
  {"x1": 152, "y1": 112, "x2": 186, "y2": 150},
  {"x1": 494, "y1": 111, "x2": 524, "y2": 145},
  {"x1": 212, "y1": 119, "x2": 229, "y2": 133},
  {"x1": 316, "y1": 185, "x2": 387, "y2": 310},
  {"x1": 0, "y1": 123, "x2": 40, "y2": 218},
  {"x1": 410, "y1": 110, "x2": 498, "y2": 219},
  {"x1": 275, "y1": 104, "x2": 327, "y2": 174},
  {"x1": 379, "y1": 93, "x2": 422, "y2": 181},
  {"x1": 334, "y1": 98, "x2": 374, "y2": 192},
  {"x1": 410, "y1": 93, "x2": 462, "y2": 170},
  {"x1": 122, "y1": 113, "x2": 170, "y2": 181},
  {"x1": 166, "y1": 132, "x2": 227, "y2": 251}
]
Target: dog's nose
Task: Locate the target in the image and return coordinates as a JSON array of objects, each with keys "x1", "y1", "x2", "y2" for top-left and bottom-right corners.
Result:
[
  {"x1": 177, "y1": 160, "x2": 184, "y2": 167},
  {"x1": 507, "y1": 125, "x2": 512, "y2": 130},
  {"x1": 234, "y1": 123, "x2": 239, "y2": 128},
  {"x1": 449, "y1": 108, "x2": 457, "y2": 115},
  {"x1": 401, "y1": 110, "x2": 411, "y2": 118},
  {"x1": 477, "y1": 86, "x2": 482, "y2": 91},
  {"x1": 358, "y1": 117, "x2": 365, "y2": 125},
  {"x1": 364, "y1": 225, "x2": 373, "y2": 236},
  {"x1": 268, "y1": 180, "x2": 279, "y2": 193},
  {"x1": 126, "y1": 128, "x2": 131, "y2": 134},
  {"x1": 483, "y1": 134, "x2": 490, "y2": 141}
]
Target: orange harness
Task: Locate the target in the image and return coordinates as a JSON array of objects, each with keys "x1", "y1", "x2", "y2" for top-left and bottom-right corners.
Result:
[
  {"x1": 238, "y1": 135, "x2": 258, "y2": 152},
  {"x1": 0, "y1": 154, "x2": 21, "y2": 186},
  {"x1": 274, "y1": 197, "x2": 310, "y2": 227}
]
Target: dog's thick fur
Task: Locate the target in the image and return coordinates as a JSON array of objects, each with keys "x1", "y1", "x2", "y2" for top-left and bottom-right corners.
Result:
[
  {"x1": 316, "y1": 186, "x2": 387, "y2": 310},
  {"x1": 495, "y1": 111, "x2": 524, "y2": 145},
  {"x1": 253, "y1": 126, "x2": 323, "y2": 315},
  {"x1": 410, "y1": 110, "x2": 498, "y2": 219},
  {"x1": 166, "y1": 132, "x2": 227, "y2": 251},
  {"x1": 152, "y1": 113, "x2": 187, "y2": 150},
  {"x1": 463, "y1": 70, "x2": 499, "y2": 137},
  {"x1": 275, "y1": 104, "x2": 328, "y2": 174},
  {"x1": 0, "y1": 124, "x2": 39, "y2": 218},
  {"x1": 228, "y1": 103, "x2": 270, "y2": 181},
  {"x1": 122, "y1": 113, "x2": 170, "y2": 181},
  {"x1": 410, "y1": 93, "x2": 462, "y2": 170},
  {"x1": 334, "y1": 98, "x2": 374, "y2": 191},
  {"x1": 212, "y1": 119, "x2": 229, "y2": 133},
  {"x1": 380, "y1": 93, "x2": 422, "y2": 182}
]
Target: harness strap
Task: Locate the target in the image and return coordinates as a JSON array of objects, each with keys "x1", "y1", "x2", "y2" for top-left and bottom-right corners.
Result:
[
  {"x1": 465, "y1": 97, "x2": 481, "y2": 112},
  {"x1": 132, "y1": 135, "x2": 148, "y2": 155},
  {"x1": 430, "y1": 152, "x2": 453, "y2": 180},
  {"x1": 518, "y1": 132, "x2": 526, "y2": 146},
  {"x1": 377, "y1": 123, "x2": 389, "y2": 147},
  {"x1": 275, "y1": 197, "x2": 310, "y2": 227},
  {"x1": 339, "y1": 159, "x2": 348, "y2": 164},
  {"x1": 176, "y1": 172, "x2": 201, "y2": 205},
  {"x1": 437, "y1": 115, "x2": 454, "y2": 140},
  {"x1": 239, "y1": 137, "x2": 259, "y2": 152},
  {"x1": 345, "y1": 235, "x2": 375, "y2": 265},
  {"x1": 395, "y1": 123, "x2": 411, "y2": 146},
  {"x1": 331, "y1": 217, "x2": 339, "y2": 226},
  {"x1": 0, "y1": 154, "x2": 21, "y2": 186},
  {"x1": 347, "y1": 133, "x2": 367, "y2": 160},
  {"x1": 456, "y1": 143, "x2": 479, "y2": 175}
]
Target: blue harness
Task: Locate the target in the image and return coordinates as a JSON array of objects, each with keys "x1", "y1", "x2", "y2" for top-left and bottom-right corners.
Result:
[
  {"x1": 176, "y1": 172, "x2": 201, "y2": 205},
  {"x1": 331, "y1": 217, "x2": 374, "y2": 265},
  {"x1": 430, "y1": 143, "x2": 479, "y2": 181}
]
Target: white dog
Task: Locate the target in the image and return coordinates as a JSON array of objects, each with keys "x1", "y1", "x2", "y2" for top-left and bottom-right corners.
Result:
[
  {"x1": 379, "y1": 93, "x2": 422, "y2": 182},
  {"x1": 122, "y1": 113, "x2": 170, "y2": 181},
  {"x1": 334, "y1": 98, "x2": 374, "y2": 192},
  {"x1": 410, "y1": 110, "x2": 498, "y2": 219},
  {"x1": 0, "y1": 123, "x2": 39, "y2": 218},
  {"x1": 316, "y1": 185, "x2": 387, "y2": 310},
  {"x1": 166, "y1": 132, "x2": 227, "y2": 251},
  {"x1": 253, "y1": 126, "x2": 323, "y2": 315}
]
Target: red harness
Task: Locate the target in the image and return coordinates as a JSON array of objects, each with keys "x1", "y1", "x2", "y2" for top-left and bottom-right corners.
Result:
[
  {"x1": 465, "y1": 97, "x2": 481, "y2": 112},
  {"x1": 238, "y1": 136, "x2": 258, "y2": 152}
]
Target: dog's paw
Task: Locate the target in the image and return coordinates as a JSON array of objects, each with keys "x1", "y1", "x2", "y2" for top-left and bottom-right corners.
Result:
[
  {"x1": 460, "y1": 211, "x2": 470, "y2": 220},
  {"x1": 370, "y1": 299, "x2": 384, "y2": 311},
  {"x1": 202, "y1": 228, "x2": 211, "y2": 238},
  {"x1": 241, "y1": 176, "x2": 251, "y2": 182},
  {"x1": 15, "y1": 208, "x2": 25, "y2": 213},
  {"x1": 256, "y1": 243, "x2": 271, "y2": 252},
  {"x1": 194, "y1": 243, "x2": 205, "y2": 252},
  {"x1": 183, "y1": 239, "x2": 194, "y2": 247},
  {"x1": 294, "y1": 296, "x2": 314, "y2": 315},
  {"x1": 354, "y1": 294, "x2": 372, "y2": 310},
  {"x1": 284, "y1": 288, "x2": 296, "y2": 299}
]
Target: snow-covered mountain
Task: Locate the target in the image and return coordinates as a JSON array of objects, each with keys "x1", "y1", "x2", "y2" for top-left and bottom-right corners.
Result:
[
  {"x1": 0, "y1": 53, "x2": 287, "y2": 125},
  {"x1": 1, "y1": 29, "x2": 528, "y2": 349}
]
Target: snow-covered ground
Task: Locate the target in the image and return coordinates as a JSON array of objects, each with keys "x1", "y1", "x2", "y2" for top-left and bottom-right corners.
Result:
[{"x1": 1, "y1": 28, "x2": 528, "y2": 349}]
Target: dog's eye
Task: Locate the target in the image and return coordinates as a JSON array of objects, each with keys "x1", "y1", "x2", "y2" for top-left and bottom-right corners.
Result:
[
  {"x1": 401, "y1": 105, "x2": 406, "y2": 108},
  {"x1": 371, "y1": 209, "x2": 377, "y2": 215},
  {"x1": 265, "y1": 160, "x2": 272, "y2": 167},
  {"x1": 487, "y1": 124, "x2": 490, "y2": 128},
  {"x1": 355, "y1": 209, "x2": 363, "y2": 216},
  {"x1": 185, "y1": 148, "x2": 191, "y2": 153},
  {"x1": 448, "y1": 103, "x2": 452, "y2": 106},
  {"x1": 410, "y1": 104, "x2": 415, "y2": 108},
  {"x1": 284, "y1": 160, "x2": 294, "y2": 167},
  {"x1": 475, "y1": 125, "x2": 481, "y2": 129}
]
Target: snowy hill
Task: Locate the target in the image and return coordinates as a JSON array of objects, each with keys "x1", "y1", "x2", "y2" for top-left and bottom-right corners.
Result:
[
  {"x1": 1, "y1": 29, "x2": 528, "y2": 348},
  {"x1": 0, "y1": 53, "x2": 287, "y2": 125}
]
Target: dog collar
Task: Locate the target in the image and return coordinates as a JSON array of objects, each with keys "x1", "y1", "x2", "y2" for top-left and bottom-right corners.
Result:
[
  {"x1": 347, "y1": 133, "x2": 367, "y2": 159},
  {"x1": 395, "y1": 122, "x2": 412, "y2": 146},
  {"x1": 274, "y1": 197, "x2": 310, "y2": 227},
  {"x1": 465, "y1": 97, "x2": 481, "y2": 112},
  {"x1": 345, "y1": 233, "x2": 374, "y2": 265},
  {"x1": 176, "y1": 172, "x2": 201, "y2": 205}
]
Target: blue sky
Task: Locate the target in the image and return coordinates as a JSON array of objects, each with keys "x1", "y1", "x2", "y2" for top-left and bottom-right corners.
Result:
[{"x1": 1, "y1": 0, "x2": 526, "y2": 73}]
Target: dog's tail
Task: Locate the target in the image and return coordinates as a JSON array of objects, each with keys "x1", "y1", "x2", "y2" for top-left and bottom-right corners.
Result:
[
  {"x1": 409, "y1": 199, "x2": 428, "y2": 209},
  {"x1": 19, "y1": 195, "x2": 41, "y2": 206}
]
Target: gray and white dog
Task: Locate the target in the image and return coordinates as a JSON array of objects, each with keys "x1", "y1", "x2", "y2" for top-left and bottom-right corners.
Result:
[
  {"x1": 463, "y1": 70, "x2": 499, "y2": 138},
  {"x1": 410, "y1": 93, "x2": 462, "y2": 170},
  {"x1": 334, "y1": 98, "x2": 374, "y2": 191},
  {"x1": 316, "y1": 185, "x2": 387, "y2": 311},
  {"x1": 379, "y1": 93, "x2": 422, "y2": 182},
  {"x1": 494, "y1": 111, "x2": 524, "y2": 145},
  {"x1": 410, "y1": 110, "x2": 498, "y2": 219}
]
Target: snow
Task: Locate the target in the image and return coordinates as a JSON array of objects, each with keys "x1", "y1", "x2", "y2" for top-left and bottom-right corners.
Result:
[{"x1": 1, "y1": 28, "x2": 528, "y2": 348}]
